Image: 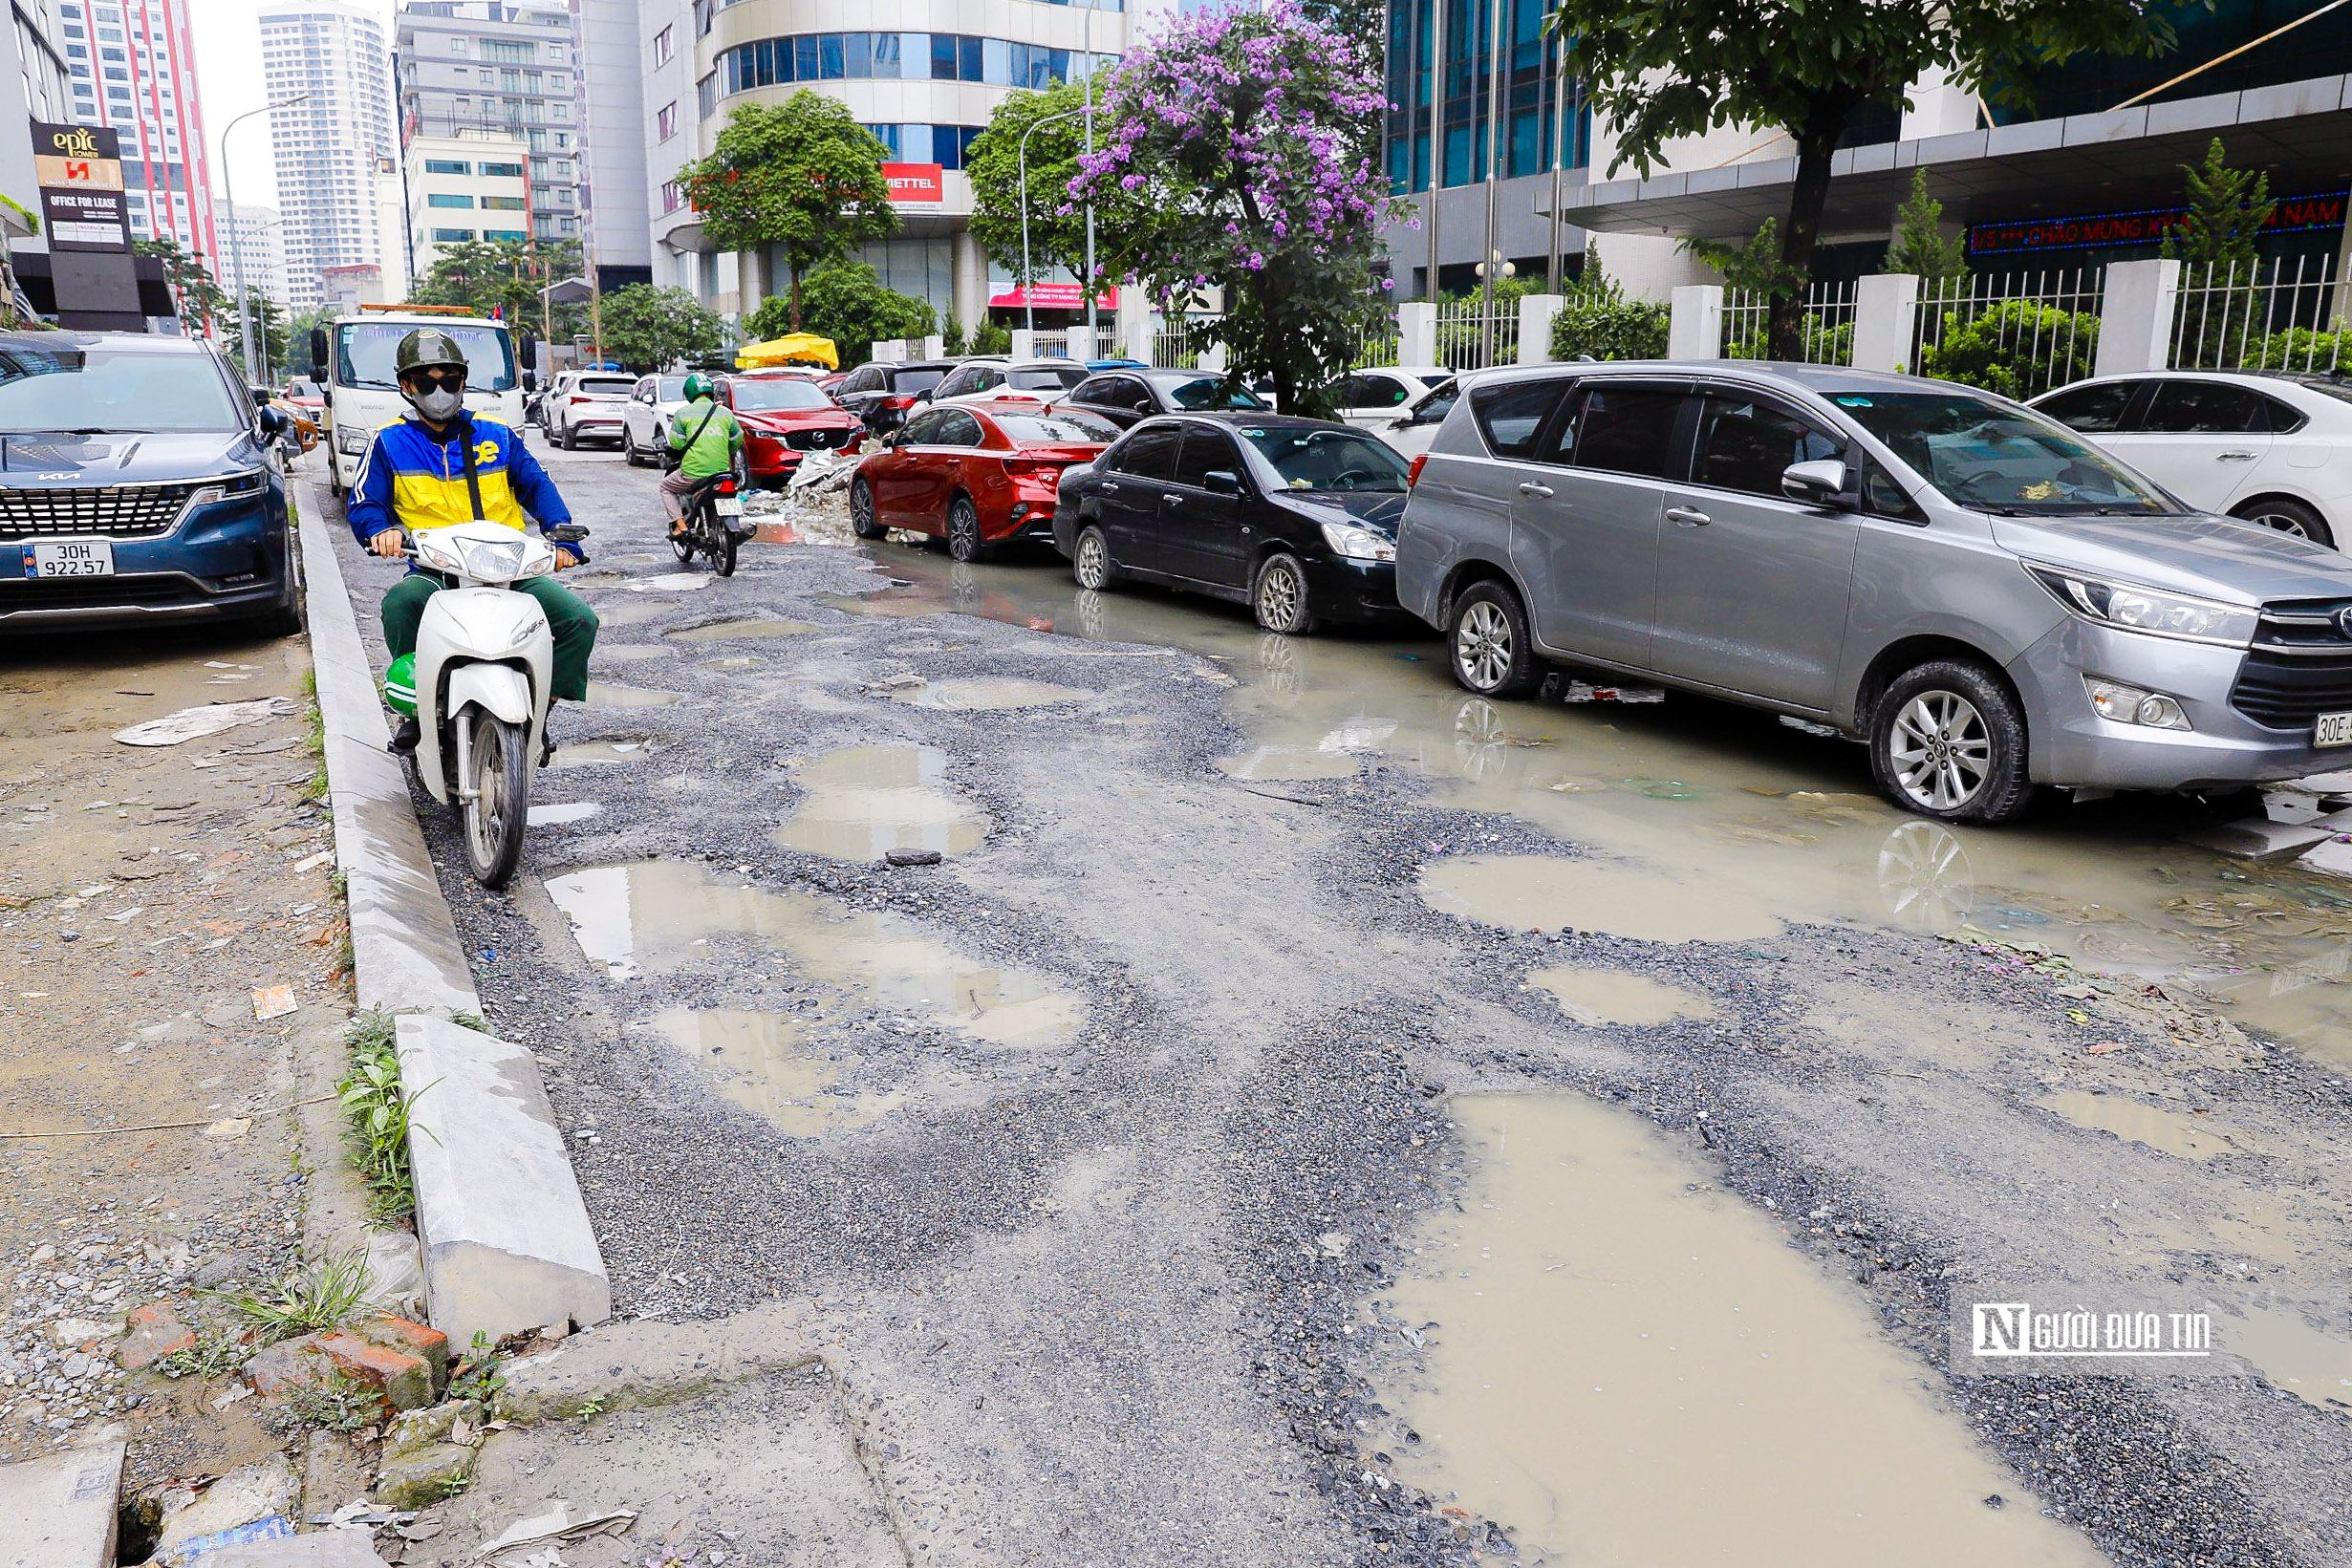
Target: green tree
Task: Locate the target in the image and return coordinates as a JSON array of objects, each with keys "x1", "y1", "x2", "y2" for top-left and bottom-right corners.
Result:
[
  {"x1": 1885, "y1": 168, "x2": 1969, "y2": 289},
  {"x1": 769, "y1": 263, "x2": 934, "y2": 366},
  {"x1": 137, "y1": 237, "x2": 229, "y2": 332},
  {"x1": 597, "y1": 284, "x2": 723, "y2": 374},
  {"x1": 1549, "y1": 0, "x2": 2180, "y2": 359},
  {"x1": 1679, "y1": 220, "x2": 1802, "y2": 298},
  {"x1": 1549, "y1": 264, "x2": 1671, "y2": 360},
  {"x1": 679, "y1": 93, "x2": 896, "y2": 332},
  {"x1": 410, "y1": 236, "x2": 584, "y2": 334},
  {"x1": 965, "y1": 81, "x2": 1136, "y2": 290},
  {"x1": 2163, "y1": 138, "x2": 2275, "y2": 268},
  {"x1": 221, "y1": 294, "x2": 291, "y2": 382}
]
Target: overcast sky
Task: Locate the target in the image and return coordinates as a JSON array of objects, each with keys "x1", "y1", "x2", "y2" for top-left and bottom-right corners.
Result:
[{"x1": 192, "y1": 0, "x2": 398, "y2": 210}]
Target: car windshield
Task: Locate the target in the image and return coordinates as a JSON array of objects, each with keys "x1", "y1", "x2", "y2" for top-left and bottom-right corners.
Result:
[
  {"x1": 1008, "y1": 366, "x2": 1089, "y2": 392},
  {"x1": 285, "y1": 378, "x2": 320, "y2": 397},
  {"x1": 335, "y1": 322, "x2": 518, "y2": 393},
  {"x1": 729, "y1": 379, "x2": 831, "y2": 412},
  {"x1": 992, "y1": 410, "x2": 1120, "y2": 444},
  {"x1": 1166, "y1": 376, "x2": 1268, "y2": 411},
  {"x1": 656, "y1": 376, "x2": 689, "y2": 399},
  {"x1": 0, "y1": 342, "x2": 244, "y2": 434},
  {"x1": 1237, "y1": 425, "x2": 1411, "y2": 493},
  {"x1": 892, "y1": 368, "x2": 948, "y2": 394},
  {"x1": 1830, "y1": 391, "x2": 2176, "y2": 515}
]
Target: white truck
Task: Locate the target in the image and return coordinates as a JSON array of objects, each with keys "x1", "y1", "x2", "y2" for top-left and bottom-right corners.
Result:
[{"x1": 307, "y1": 306, "x2": 534, "y2": 498}]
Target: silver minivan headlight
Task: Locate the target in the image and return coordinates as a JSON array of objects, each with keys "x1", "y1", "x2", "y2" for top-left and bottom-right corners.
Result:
[{"x1": 2025, "y1": 566, "x2": 2257, "y2": 647}]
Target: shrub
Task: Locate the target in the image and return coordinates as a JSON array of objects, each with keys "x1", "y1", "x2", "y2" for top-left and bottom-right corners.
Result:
[
  {"x1": 1918, "y1": 299, "x2": 2099, "y2": 398},
  {"x1": 2237, "y1": 327, "x2": 2350, "y2": 374},
  {"x1": 1548, "y1": 268, "x2": 1670, "y2": 361},
  {"x1": 1726, "y1": 315, "x2": 1853, "y2": 366}
]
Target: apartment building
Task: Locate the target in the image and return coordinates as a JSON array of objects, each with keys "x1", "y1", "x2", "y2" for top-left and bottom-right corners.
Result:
[
  {"x1": 2, "y1": 0, "x2": 74, "y2": 233},
  {"x1": 641, "y1": 0, "x2": 1174, "y2": 329},
  {"x1": 1386, "y1": 0, "x2": 2352, "y2": 301},
  {"x1": 395, "y1": 0, "x2": 583, "y2": 253},
  {"x1": 219, "y1": 198, "x2": 291, "y2": 307},
  {"x1": 54, "y1": 0, "x2": 214, "y2": 259},
  {"x1": 403, "y1": 125, "x2": 530, "y2": 274},
  {"x1": 260, "y1": 0, "x2": 398, "y2": 310},
  {"x1": 575, "y1": 0, "x2": 649, "y2": 290}
]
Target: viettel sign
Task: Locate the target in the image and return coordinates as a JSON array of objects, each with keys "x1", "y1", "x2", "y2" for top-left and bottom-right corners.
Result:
[{"x1": 883, "y1": 163, "x2": 944, "y2": 204}]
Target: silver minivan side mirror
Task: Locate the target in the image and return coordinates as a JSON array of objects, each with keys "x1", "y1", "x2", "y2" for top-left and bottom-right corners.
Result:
[{"x1": 1781, "y1": 459, "x2": 1850, "y2": 506}]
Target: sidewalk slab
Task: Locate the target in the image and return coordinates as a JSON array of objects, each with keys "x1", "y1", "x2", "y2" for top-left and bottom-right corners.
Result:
[
  {"x1": 296, "y1": 503, "x2": 482, "y2": 1018},
  {"x1": 0, "y1": 1441, "x2": 121, "y2": 1568},
  {"x1": 398, "y1": 1015, "x2": 610, "y2": 1348}
]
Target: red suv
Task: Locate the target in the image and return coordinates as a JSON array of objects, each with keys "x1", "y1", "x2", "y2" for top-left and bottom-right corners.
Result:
[
  {"x1": 716, "y1": 374, "x2": 865, "y2": 486},
  {"x1": 849, "y1": 401, "x2": 1120, "y2": 562}
]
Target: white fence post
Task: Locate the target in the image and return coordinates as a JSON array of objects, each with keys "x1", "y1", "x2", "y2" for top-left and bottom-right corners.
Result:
[
  {"x1": 1198, "y1": 343, "x2": 1227, "y2": 373},
  {"x1": 1123, "y1": 311, "x2": 1154, "y2": 364},
  {"x1": 1668, "y1": 285, "x2": 1724, "y2": 360},
  {"x1": 1009, "y1": 328, "x2": 1036, "y2": 359},
  {"x1": 922, "y1": 334, "x2": 944, "y2": 359},
  {"x1": 2095, "y1": 258, "x2": 2182, "y2": 376},
  {"x1": 1063, "y1": 326, "x2": 1095, "y2": 361},
  {"x1": 1851, "y1": 274, "x2": 1920, "y2": 374},
  {"x1": 1398, "y1": 301, "x2": 1437, "y2": 368},
  {"x1": 873, "y1": 339, "x2": 904, "y2": 363},
  {"x1": 1517, "y1": 294, "x2": 1565, "y2": 365}
]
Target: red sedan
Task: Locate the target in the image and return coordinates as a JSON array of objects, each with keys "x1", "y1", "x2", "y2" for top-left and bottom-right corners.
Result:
[
  {"x1": 850, "y1": 402, "x2": 1121, "y2": 562},
  {"x1": 716, "y1": 375, "x2": 865, "y2": 487}
]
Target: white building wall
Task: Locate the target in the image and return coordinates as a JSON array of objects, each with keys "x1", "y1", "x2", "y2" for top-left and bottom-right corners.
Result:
[
  {"x1": 576, "y1": 0, "x2": 649, "y2": 279},
  {"x1": 1, "y1": 0, "x2": 73, "y2": 259},
  {"x1": 220, "y1": 198, "x2": 291, "y2": 305},
  {"x1": 395, "y1": 0, "x2": 584, "y2": 249},
  {"x1": 404, "y1": 126, "x2": 529, "y2": 275},
  {"x1": 261, "y1": 0, "x2": 398, "y2": 310}
]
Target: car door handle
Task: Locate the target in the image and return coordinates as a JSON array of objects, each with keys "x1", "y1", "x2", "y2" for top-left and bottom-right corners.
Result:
[
  {"x1": 1162, "y1": 493, "x2": 1184, "y2": 505},
  {"x1": 1517, "y1": 482, "x2": 1555, "y2": 498},
  {"x1": 2217, "y1": 451, "x2": 2259, "y2": 462},
  {"x1": 1666, "y1": 506, "x2": 1712, "y2": 526}
]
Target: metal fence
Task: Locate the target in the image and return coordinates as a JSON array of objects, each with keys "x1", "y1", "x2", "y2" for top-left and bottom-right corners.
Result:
[
  {"x1": 1150, "y1": 325, "x2": 1198, "y2": 370},
  {"x1": 1721, "y1": 281, "x2": 1858, "y2": 365},
  {"x1": 2170, "y1": 255, "x2": 2345, "y2": 373},
  {"x1": 1904, "y1": 268, "x2": 2104, "y2": 397},
  {"x1": 1354, "y1": 322, "x2": 1401, "y2": 370},
  {"x1": 1434, "y1": 298, "x2": 1520, "y2": 371}
]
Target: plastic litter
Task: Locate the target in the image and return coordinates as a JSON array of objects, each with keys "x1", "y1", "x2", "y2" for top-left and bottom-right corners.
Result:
[
  {"x1": 114, "y1": 698, "x2": 297, "y2": 747},
  {"x1": 469, "y1": 1500, "x2": 637, "y2": 1559}
]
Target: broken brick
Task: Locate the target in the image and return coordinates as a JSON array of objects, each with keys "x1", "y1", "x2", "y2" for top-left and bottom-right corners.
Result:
[
  {"x1": 351, "y1": 1315, "x2": 450, "y2": 1397},
  {"x1": 243, "y1": 1334, "x2": 329, "y2": 1400},
  {"x1": 313, "y1": 1330, "x2": 434, "y2": 1412},
  {"x1": 119, "y1": 1300, "x2": 195, "y2": 1371}
]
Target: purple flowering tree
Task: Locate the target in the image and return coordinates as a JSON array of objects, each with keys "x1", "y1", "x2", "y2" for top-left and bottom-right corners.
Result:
[{"x1": 1071, "y1": 2, "x2": 1397, "y2": 416}]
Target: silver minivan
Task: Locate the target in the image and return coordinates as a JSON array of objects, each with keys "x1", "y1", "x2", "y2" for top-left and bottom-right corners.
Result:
[{"x1": 1396, "y1": 362, "x2": 2352, "y2": 822}]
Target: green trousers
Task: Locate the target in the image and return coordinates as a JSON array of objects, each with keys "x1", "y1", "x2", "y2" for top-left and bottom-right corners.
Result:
[{"x1": 380, "y1": 573, "x2": 599, "y2": 703}]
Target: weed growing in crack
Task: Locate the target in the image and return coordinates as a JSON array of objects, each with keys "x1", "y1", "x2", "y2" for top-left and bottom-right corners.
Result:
[
  {"x1": 153, "y1": 1322, "x2": 250, "y2": 1381},
  {"x1": 282, "y1": 1364, "x2": 382, "y2": 1431},
  {"x1": 447, "y1": 1331, "x2": 506, "y2": 1404},
  {"x1": 211, "y1": 1253, "x2": 373, "y2": 1345},
  {"x1": 338, "y1": 1010, "x2": 437, "y2": 1221}
]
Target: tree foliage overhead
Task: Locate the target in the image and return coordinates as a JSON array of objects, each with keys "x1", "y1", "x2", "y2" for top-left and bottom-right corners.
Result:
[
  {"x1": 221, "y1": 293, "x2": 291, "y2": 382},
  {"x1": 2163, "y1": 138, "x2": 2275, "y2": 269},
  {"x1": 409, "y1": 236, "x2": 585, "y2": 338},
  {"x1": 597, "y1": 284, "x2": 723, "y2": 374},
  {"x1": 1070, "y1": 1, "x2": 1397, "y2": 415},
  {"x1": 1549, "y1": 0, "x2": 2180, "y2": 357},
  {"x1": 137, "y1": 237, "x2": 229, "y2": 333},
  {"x1": 680, "y1": 93, "x2": 897, "y2": 331}
]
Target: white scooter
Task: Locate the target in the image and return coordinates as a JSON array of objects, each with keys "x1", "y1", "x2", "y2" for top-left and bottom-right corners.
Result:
[{"x1": 403, "y1": 519, "x2": 584, "y2": 889}]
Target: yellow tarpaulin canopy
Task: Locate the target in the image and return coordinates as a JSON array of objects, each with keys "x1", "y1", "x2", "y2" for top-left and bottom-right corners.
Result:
[{"x1": 734, "y1": 333, "x2": 839, "y2": 370}]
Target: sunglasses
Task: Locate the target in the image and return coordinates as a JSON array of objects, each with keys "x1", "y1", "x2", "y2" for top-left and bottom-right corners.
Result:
[{"x1": 401, "y1": 367, "x2": 466, "y2": 392}]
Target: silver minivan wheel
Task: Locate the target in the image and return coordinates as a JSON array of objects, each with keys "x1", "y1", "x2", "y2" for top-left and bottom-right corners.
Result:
[
  {"x1": 1888, "y1": 691, "x2": 1992, "y2": 812},
  {"x1": 1869, "y1": 659, "x2": 2035, "y2": 825},
  {"x1": 1446, "y1": 580, "x2": 1541, "y2": 698}
]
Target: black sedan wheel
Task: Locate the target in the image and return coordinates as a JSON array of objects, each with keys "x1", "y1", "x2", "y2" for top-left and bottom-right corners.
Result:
[
  {"x1": 849, "y1": 479, "x2": 886, "y2": 540},
  {"x1": 946, "y1": 495, "x2": 991, "y2": 563},
  {"x1": 1447, "y1": 580, "x2": 1540, "y2": 698},
  {"x1": 1073, "y1": 525, "x2": 1118, "y2": 591},
  {"x1": 1252, "y1": 552, "x2": 1316, "y2": 635}
]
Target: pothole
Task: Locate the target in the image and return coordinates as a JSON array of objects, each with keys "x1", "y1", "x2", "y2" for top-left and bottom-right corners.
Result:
[
  {"x1": 648, "y1": 1006, "x2": 903, "y2": 1134},
  {"x1": 1528, "y1": 964, "x2": 1716, "y2": 1025},
  {"x1": 585, "y1": 681, "x2": 683, "y2": 709},
  {"x1": 1419, "y1": 853, "x2": 1788, "y2": 943},
  {"x1": 2037, "y1": 1091, "x2": 2257, "y2": 1162},
  {"x1": 772, "y1": 744, "x2": 990, "y2": 861},
  {"x1": 669, "y1": 617, "x2": 820, "y2": 643},
  {"x1": 888, "y1": 677, "x2": 1086, "y2": 712}
]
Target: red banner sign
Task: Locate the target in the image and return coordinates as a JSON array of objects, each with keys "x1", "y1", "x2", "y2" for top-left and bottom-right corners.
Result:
[
  {"x1": 1970, "y1": 190, "x2": 2348, "y2": 258},
  {"x1": 883, "y1": 163, "x2": 944, "y2": 204},
  {"x1": 986, "y1": 282, "x2": 1119, "y2": 311}
]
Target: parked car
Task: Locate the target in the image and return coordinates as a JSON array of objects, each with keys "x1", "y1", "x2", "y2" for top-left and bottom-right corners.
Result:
[
  {"x1": 619, "y1": 373, "x2": 692, "y2": 467},
  {"x1": 543, "y1": 370, "x2": 637, "y2": 449},
  {"x1": 0, "y1": 331, "x2": 301, "y2": 634},
  {"x1": 1365, "y1": 380, "x2": 1460, "y2": 460},
  {"x1": 1328, "y1": 365, "x2": 1455, "y2": 432},
  {"x1": 831, "y1": 359, "x2": 957, "y2": 436},
  {"x1": 1398, "y1": 361, "x2": 2352, "y2": 823},
  {"x1": 717, "y1": 374, "x2": 865, "y2": 487},
  {"x1": 1058, "y1": 367, "x2": 1271, "y2": 430},
  {"x1": 851, "y1": 402, "x2": 1119, "y2": 560},
  {"x1": 2027, "y1": 371, "x2": 2352, "y2": 548},
  {"x1": 280, "y1": 376, "x2": 326, "y2": 419},
  {"x1": 930, "y1": 357, "x2": 1092, "y2": 409},
  {"x1": 1055, "y1": 413, "x2": 1411, "y2": 633}
]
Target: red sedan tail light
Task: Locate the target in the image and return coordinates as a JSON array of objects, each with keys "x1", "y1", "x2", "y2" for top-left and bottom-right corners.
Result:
[
  {"x1": 1001, "y1": 458, "x2": 1061, "y2": 476},
  {"x1": 1407, "y1": 454, "x2": 1428, "y2": 488}
]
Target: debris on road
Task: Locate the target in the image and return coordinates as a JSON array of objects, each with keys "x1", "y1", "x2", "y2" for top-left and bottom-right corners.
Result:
[
  {"x1": 253, "y1": 986, "x2": 300, "y2": 1020},
  {"x1": 113, "y1": 698, "x2": 299, "y2": 748},
  {"x1": 467, "y1": 1499, "x2": 638, "y2": 1558}
]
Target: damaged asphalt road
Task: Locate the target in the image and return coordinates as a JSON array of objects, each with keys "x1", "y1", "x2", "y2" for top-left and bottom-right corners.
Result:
[{"x1": 313, "y1": 442, "x2": 2352, "y2": 1567}]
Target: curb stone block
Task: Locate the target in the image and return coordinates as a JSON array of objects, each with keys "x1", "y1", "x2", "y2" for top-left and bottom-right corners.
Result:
[
  {"x1": 381, "y1": 1397, "x2": 484, "y2": 1460},
  {"x1": 0, "y1": 1440, "x2": 122, "y2": 1568},
  {"x1": 120, "y1": 1300, "x2": 196, "y2": 1370},
  {"x1": 372, "y1": 1441, "x2": 477, "y2": 1509}
]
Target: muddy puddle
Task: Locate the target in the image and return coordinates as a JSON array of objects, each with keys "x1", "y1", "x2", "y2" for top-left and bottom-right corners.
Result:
[
  {"x1": 773, "y1": 744, "x2": 990, "y2": 861},
  {"x1": 668, "y1": 617, "x2": 819, "y2": 642},
  {"x1": 852, "y1": 548, "x2": 2352, "y2": 1065},
  {"x1": 889, "y1": 677, "x2": 1086, "y2": 712},
  {"x1": 2038, "y1": 1090, "x2": 2258, "y2": 1162},
  {"x1": 1422, "y1": 853, "x2": 1789, "y2": 942},
  {"x1": 1379, "y1": 1094, "x2": 2103, "y2": 1565},
  {"x1": 550, "y1": 739, "x2": 654, "y2": 769},
  {"x1": 649, "y1": 1006, "x2": 902, "y2": 1134},
  {"x1": 542, "y1": 859, "x2": 1080, "y2": 1048},
  {"x1": 585, "y1": 681, "x2": 683, "y2": 709},
  {"x1": 1529, "y1": 964, "x2": 1715, "y2": 1026}
]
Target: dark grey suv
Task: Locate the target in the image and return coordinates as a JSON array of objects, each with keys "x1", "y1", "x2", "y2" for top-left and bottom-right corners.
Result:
[{"x1": 1396, "y1": 362, "x2": 2352, "y2": 822}]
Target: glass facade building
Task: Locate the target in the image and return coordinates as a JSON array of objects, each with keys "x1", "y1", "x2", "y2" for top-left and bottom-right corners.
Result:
[{"x1": 1383, "y1": 0, "x2": 1586, "y2": 198}]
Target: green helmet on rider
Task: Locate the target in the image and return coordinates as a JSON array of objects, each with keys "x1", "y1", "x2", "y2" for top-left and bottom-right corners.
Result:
[
  {"x1": 395, "y1": 329, "x2": 469, "y2": 424},
  {"x1": 682, "y1": 371, "x2": 715, "y2": 402}
]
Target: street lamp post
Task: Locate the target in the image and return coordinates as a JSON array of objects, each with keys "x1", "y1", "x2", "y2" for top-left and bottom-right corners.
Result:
[
  {"x1": 219, "y1": 94, "x2": 308, "y2": 387},
  {"x1": 1017, "y1": 105, "x2": 1090, "y2": 342},
  {"x1": 1082, "y1": 2, "x2": 1099, "y2": 351}
]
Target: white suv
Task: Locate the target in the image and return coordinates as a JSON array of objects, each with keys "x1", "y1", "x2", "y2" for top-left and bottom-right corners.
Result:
[
  {"x1": 2029, "y1": 371, "x2": 2352, "y2": 548},
  {"x1": 542, "y1": 370, "x2": 637, "y2": 450},
  {"x1": 930, "y1": 357, "x2": 1091, "y2": 409}
]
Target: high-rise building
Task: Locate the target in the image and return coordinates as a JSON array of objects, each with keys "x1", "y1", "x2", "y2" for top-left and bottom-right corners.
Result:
[
  {"x1": 1, "y1": 0, "x2": 74, "y2": 227},
  {"x1": 574, "y1": 0, "x2": 648, "y2": 292},
  {"x1": 260, "y1": 0, "x2": 397, "y2": 311},
  {"x1": 402, "y1": 125, "x2": 529, "y2": 278},
  {"x1": 219, "y1": 198, "x2": 291, "y2": 307},
  {"x1": 395, "y1": 0, "x2": 584, "y2": 253},
  {"x1": 54, "y1": 0, "x2": 217, "y2": 262},
  {"x1": 640, "y1": 0, "x2": 1172, "y2": 330}
]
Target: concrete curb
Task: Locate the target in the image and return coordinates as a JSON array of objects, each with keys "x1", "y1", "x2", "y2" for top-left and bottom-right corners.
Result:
[
  {"x1": 296, "y1": 503, "x2": 482, "y2": 1018},
  {"x1": 299, "y1": 497, "x2": 610, "y2": 1348},
  {"x1": 0, "y1": 1440, "x2": 121, "y2": 1568}
]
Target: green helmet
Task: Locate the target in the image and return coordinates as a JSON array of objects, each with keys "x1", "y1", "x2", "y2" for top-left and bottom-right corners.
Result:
[
  {"x1": 682, "y1": 372, "x2": 714, "y2": 401},
  {"x1": 395, "y1": 329, "x2": 468, "y2": 379},
  {"x1": 382, "y1": 653, "x2": 418, "y2": 717}
]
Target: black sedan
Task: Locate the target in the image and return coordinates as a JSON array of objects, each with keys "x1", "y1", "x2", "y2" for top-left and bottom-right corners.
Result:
[
  {"x1": 1051, "y1": 414, "x2": 1411, "y2": 634},
  {"x1": 1058, "y1": 367, "x2": 1271, "y2": 430}
]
